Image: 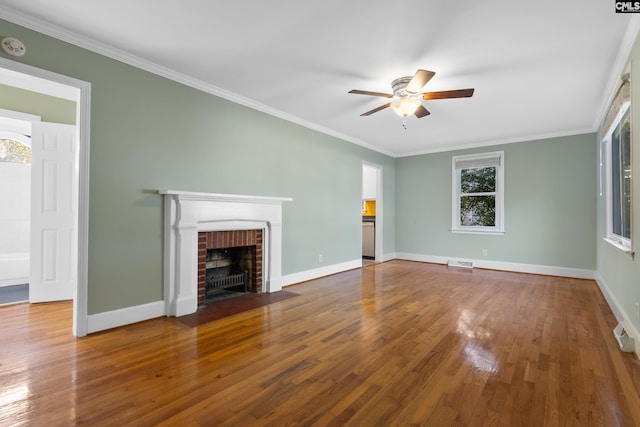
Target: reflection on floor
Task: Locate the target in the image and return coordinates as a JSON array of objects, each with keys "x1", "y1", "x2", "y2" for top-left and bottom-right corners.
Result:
[
  {"x1": 362, "y1": 258, "x2": 376, "y2": 266},
  {"x1": 177, "y1": 290, "x2": 299, "y2": 328},
  {"x1": 0, "y1": 284, "x2": 28, "y2": 305}
]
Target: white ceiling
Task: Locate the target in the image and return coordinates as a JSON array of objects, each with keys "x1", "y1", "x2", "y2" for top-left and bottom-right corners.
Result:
[{"x1": 0, "y1": 1, "x2": 637, "y2": 157}]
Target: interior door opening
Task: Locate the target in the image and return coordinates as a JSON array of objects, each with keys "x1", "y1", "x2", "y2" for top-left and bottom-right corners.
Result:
[
  {"x1": 362, "y1": 162, "x2": 382, "y2": 263},
  {"x1": 0, "y1": 58, "x2": 90, "y2": 336}
]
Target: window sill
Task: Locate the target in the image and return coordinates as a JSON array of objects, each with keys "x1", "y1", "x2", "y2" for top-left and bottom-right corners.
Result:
[
  {"x1": 603, "y1": 238, "x2": 634, "y2": 259},
  {"x1": 450, "y1": 228, "x2": 505, "y2": 236}
]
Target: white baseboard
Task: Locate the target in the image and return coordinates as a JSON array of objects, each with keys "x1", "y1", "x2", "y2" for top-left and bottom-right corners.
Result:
[
  {"x1": 381, "y1": 252, "x2": 397, "y2": 262},
  {"x1": 282, "y1": 259, "x2": 362, "y2": 287},
  {"x1": 394, "y1": 252, "x2": 596, "y2": 279},
  {"x1": 87, "y1": 259, "x2": 362, "y2": 333},
  {"x1": 595, "y1": 274, "x2": 640, "y2": 360},
  {"x1": 0, "y1": 253, "x2": 29, "y2": 287},
  {"x1": 87, "y1": 300, "x2": 165, "y2": 334},
  {"x1": 83, "y1": 254, "x2": 598, "y2": 335},
  {"x1": 0, "y1": 277, "x2": 29, "y2": 287}
]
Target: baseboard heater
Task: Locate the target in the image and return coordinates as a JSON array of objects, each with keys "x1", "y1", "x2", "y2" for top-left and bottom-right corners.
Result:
[
  {"x1": 613, "y1": 322, "x2": 635, "y2": 353},
  {"x1": 447, "y1": 260, "x2": 474, "y2": 269}
]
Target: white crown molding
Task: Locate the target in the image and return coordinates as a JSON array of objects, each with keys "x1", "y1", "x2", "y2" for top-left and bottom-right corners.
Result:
[
  {"x1": 0, "y1": 6, "x2": 395, "y2": 158},
  {"x1": 593, "y1": 14, "x2": 640, "y2": 133},
  {"x1": 398, "y1": 127, "x2": 597, "y2": 157}
]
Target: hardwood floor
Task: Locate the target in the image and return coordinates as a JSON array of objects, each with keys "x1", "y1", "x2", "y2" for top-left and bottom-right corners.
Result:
[{"x1": 1, "y1": 260, "x2": 639, "y2": 426}]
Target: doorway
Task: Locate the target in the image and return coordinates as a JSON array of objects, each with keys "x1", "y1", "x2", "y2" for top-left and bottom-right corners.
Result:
[
  {"x1": 362, "y1": 162, "x2": 383, "y2": 263},
  {"x1": 0, "y1": 57, "x2": 91, "y2": 336},
  {"x1": 0, "y1": 122, "x2": 32, "y2": 302}
]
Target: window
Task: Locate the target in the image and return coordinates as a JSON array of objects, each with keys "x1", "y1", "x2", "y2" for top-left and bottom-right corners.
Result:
[
  {"x1": 604, "y1": 102, "x2": 632, "y2": 253},
  {"x1": 452, "y1": 151, "x2": 504, "y2": 234},
  {"x1": 0, "y1": 138, "x2": 31, "y2": 164}
]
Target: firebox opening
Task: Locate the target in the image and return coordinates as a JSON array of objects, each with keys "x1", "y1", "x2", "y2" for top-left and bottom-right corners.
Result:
[
  {"x1": 197, "y1": 229, "x2": 264, "y2": 307},
  {"x1": 205, "y1": 248, "x2": 249, "y2": 302}
]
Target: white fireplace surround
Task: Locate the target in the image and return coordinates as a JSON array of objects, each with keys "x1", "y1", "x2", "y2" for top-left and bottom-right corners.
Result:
[{"x1": 160, "y1": 190, "x2": 292, "y2": 317}]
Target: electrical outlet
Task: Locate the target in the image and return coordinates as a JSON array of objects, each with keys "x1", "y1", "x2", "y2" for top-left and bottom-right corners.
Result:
[
  {"x1": 482, "y1": 249, "x2": 488, "y2": 257},
  {"x1": 319, "y1": 254, "x2": 323, "y2": 263},
  {"x1": 636, "y1": 302, "x2": 640, "y2": 322}
]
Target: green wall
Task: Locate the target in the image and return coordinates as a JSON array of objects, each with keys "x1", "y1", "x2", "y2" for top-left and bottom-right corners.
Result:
[
  {"x1": 0, "y1": 83, "x2": 76, "y2": 124},
  {"x1": 6, "y1": 14, "x2": 632, "y2": 331},
  {"x1": 0, "y1": 19, "x2": 395, "y2": 315},
  {"x1": 396, "y1": 133, "x2": 597, "y2": 269},
  {"x1": 596, "y1": 30, "x2": 640, "y2": 337}
]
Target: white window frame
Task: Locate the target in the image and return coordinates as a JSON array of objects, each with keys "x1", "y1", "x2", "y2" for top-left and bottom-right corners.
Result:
[
  {"x1": 603, "y1": 101, "x2": 633, "y2": 255},
  {"x1": 451, "y1": 151, "x2": 505, "y2": 235}
]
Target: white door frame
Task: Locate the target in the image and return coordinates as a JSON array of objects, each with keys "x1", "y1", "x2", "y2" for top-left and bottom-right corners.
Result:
[
  {"x1": 362, "y1": 161, "x2": 383, "y2": 262},
  {"x1": 0, "y1": 57, "x2": 91, "y2": 337}
]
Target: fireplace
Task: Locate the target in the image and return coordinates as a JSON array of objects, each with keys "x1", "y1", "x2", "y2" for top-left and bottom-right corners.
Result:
[
  {"x1": 198, "y1": 229, "x2": 263, "y2": 305},
  {"x1": 160, "y1": 190, "x2": 291, "y2": 317}
]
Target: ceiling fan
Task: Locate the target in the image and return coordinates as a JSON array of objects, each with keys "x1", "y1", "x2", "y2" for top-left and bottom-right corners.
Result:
[{"x1": 348, "y1": 69, "x2": 474, "y2": 120}]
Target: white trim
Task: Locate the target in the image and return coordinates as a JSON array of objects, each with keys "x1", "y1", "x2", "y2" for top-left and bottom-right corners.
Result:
[
  {"x1": 281, "y1": 259, "x2": 362, "y2": 287},
  {"x1": 0, "y1": 108, "x2": 41, "y2": 125},
  {"x1": 0, "y1": 278, "x2": 28, "y2": 287},
  {"x1": 87, "y1": 301, "x2": 165, "y2": 334},
  {"x1": 602, "y1": 102, "x2": 633, "y2": 253},
  {"x1": 0, "y1": 253, "x2": 29, "y2": 287},
  {"x1": 394, "y1": 252, "x2": 596, "y2": 279},
  {"x1": 362, "y1": 161, "x2": 384, "y2": 263},
  {"x1": 381, "y1": 252, "x2": 397, "y2": 262},
  {"x1": 595, "y1": 274, "x2": 640, "y2": 360},
  {"x1": 4, "y1": 4, "x2": 631, "y2": 159},
  {"x1": 594, "y1": 15, "x2": 640, "y2": 130},
  {"x1": 158, "y1": 189, "x2": 291, "y2": 204},
  {"x1": 397, "y1": 128, "x2": 596, "y2": 158},
  {"x1": 0, "y1": 63, "x2": 77, "y2": 101},
  {"x1": 0, "y1": 57, "x2": 92, "y2": 338},
  {"x1": 603, "y1": 238, "x2": 635, "y2": 258},
  {"x1": 452, "y1": 151, "x2": 505, "y2": 234},
  {"x1": 450, "y1": 229, "x2": 505, "y2": 236},
  {"x1": 161, "y1": 190, "x2": 290, "y2": 317},
  {"x1": 88, "y1": 259, "x2": 368, "y2": 332},
  {"x1": 0, "y1": 6, "x2": 395, "y2": 158}
]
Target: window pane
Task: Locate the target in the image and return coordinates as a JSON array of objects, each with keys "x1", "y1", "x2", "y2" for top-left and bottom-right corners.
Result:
[
  {"x1": 612, "y1": 125, "x2": 622, "y2": 236},
  {"x1": 461, "y1": 167, "x2": 496, "y2": 193},
  {"x1": 460, "y1": 195, "x2": 495, "y2": 226},
  {"x1": 0, "y1": 139, "x2": 31, "y2": 164},
  {"x1": 621, "y1": 110, "x2": 631, "y2": 239}
]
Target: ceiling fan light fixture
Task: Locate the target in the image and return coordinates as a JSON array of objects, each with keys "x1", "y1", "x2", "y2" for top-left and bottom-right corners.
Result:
[{"x1": 390, "y1": 98, "x2": 421, "y2": 117}]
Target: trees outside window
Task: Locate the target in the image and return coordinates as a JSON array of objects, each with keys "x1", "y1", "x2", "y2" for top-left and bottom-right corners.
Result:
[
  {"x1": 604, "y1": 102, "x2": 632, "y2": 251},
  {"x1": 452, "y1": 152, "x2": 504, "y2": 234}
]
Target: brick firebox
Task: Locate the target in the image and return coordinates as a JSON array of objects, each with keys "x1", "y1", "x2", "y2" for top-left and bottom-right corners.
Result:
[{"x1": 197, "y1": 229, "x2": 263, "y2": 306}]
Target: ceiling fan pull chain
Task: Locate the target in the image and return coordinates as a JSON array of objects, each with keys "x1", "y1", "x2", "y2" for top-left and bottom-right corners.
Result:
[{"x1": 402, "y1": 117, "x2": 408, "y2": 130}]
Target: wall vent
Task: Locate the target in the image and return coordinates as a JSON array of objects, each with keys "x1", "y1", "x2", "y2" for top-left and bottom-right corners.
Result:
[
  {"x1": 447, "y1": 260, "x2": 474, "y2": 269},
  {"x1": 613, "y1": 322, "x2": 635, "y2": 353}
]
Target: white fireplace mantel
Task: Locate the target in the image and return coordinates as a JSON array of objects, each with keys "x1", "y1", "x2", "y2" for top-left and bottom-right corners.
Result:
[{"x1": 160, "y1": 190, "x2": 292, "y2": 316}]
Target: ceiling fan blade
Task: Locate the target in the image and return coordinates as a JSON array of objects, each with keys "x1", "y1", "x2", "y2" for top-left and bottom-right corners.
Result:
[
  {"x1": 414, "y1": 104, "x2": 430, "y2": 118},
  {"x1": 405, "y1": 69, "x2": 435, "y2": 93},
  {"x1": 361, "y1": 103, "x2": 391, "y2": 116},
  {"x1": 348, "y1": 89, "x2": 393, "y2": 98},
  {"x1": 422, "y1": 88, "x2": 475, "y2": 100}
]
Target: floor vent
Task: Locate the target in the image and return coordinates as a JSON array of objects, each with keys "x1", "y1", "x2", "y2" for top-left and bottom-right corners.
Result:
[
  {"x1": 447, "y1": 260, "x2": 474, "y2": 269},
  {"x1": 613, "y1": 323, "x2": 635, "y2": 353}
]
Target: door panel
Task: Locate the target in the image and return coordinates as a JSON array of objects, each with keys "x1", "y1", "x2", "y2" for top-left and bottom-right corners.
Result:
[{"x1": 30, "y1": 122, "x2": 77, "y2": 303}]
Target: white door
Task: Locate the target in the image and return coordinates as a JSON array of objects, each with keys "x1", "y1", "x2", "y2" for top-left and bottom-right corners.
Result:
[{"x1": 29, "y1": 122, "x2": 77, "y2": 303}]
